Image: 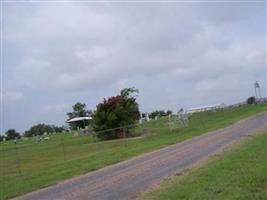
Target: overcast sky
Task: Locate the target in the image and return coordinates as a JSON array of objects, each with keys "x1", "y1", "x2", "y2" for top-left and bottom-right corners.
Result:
[{"x1": 1, "y1": 0, "x2": 266, "y2": 133}]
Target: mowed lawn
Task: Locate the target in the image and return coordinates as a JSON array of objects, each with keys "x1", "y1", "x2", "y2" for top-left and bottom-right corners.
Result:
[
  {"x1": 0, "y1": 104, "x2": 267, "y2": 199},
  {"x1": 140, "y1": 130, "x2": 267, "y2": 200}
]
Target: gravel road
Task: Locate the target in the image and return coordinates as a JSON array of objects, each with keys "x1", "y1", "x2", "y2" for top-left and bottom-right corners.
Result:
[{"x1": 13, "y1": 111, "x2": 267, "y2": 200}]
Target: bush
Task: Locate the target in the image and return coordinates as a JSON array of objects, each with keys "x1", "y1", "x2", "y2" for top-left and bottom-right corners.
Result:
[
  {"x1": 247, "y1": 96, "x2": 256, "y2": 105},
  {"x1": 149, "y1": 110, "x2": 167, "y2": 118},
  {"x1": 93, "y1": 87, "x2": 140, "y2": 140}
]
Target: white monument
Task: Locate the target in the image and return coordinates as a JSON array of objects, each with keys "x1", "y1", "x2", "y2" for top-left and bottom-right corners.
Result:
[{"x1": 145, "y1": 113, "x2": 150, "y2": 122}]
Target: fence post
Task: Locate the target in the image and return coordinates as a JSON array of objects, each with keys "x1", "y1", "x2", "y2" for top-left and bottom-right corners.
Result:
[
  {"x1": 15, "y1": 144, "x2": 22, "y2": 176},
  {"x1": 61, "y1": 134, "x2": 66, "y2": 163}
]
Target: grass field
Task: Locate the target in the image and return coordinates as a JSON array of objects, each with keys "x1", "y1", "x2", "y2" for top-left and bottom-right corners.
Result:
[
  {"x1": 140, "y1": 130, "x2": 267, "y2": 200},
  {"x1": 0, "y1": 104, "x2": 267, "y2": 199}
]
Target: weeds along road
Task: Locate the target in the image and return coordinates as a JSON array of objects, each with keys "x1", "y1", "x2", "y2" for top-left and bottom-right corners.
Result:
[{"x1": 13, "y1": 111, "x2": 267, "y2": 200}]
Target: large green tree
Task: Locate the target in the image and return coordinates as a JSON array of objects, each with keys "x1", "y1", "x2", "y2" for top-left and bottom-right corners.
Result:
[
  {"x1": 67, "y1": 102, "x2": 92, "y2": 130},
  {"x1": 0, "y1": 135, "x2": 4, "y2": 142},
  {"x1": 93, "y1": 87, "x2": 140, "y2": 140},
  {"x1": 5, "y1": 129, "x2": 20, "y2": 140}
]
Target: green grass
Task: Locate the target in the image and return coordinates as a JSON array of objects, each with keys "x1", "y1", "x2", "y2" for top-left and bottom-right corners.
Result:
[
  {"x1": 0, "y1": 104, "x2": 266, "y2": 199},
  {"x1": 140, "y1": 130, "x2": 267, "y2": 200}
]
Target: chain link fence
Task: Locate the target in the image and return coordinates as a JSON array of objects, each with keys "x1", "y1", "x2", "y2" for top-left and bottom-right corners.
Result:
[
  {"x1": 1, "y1": 105, "x2": 257, "y2": 200},
  {"x1": 0, "y1": 116, "x2": 184, "y2": 200}
]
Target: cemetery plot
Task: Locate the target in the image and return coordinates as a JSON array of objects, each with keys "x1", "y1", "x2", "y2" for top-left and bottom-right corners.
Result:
[{"x1": 0, "y1": 103, "x2": 267, "y2": 200}]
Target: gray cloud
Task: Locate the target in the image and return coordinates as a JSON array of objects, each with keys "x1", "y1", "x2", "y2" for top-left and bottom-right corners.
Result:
[{"x1": 2, "y1": 1, "x2": 266, "y2": 132}]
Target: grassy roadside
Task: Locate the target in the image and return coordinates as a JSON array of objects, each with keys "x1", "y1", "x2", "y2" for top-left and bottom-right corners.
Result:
[
  {"x1": 0, "y1": 104, "x2": 266, "y2": 199},
  {"x1": 140, "y1": 130, "x2": 267, "y2": 200}
]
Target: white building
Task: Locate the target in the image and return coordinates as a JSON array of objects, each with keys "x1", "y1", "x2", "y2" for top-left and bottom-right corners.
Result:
[
  {"x1": 186, "y1": 103, "x2": 225, "y2": 114},
  {"x1": 67, "y1": 116, "x2": 92, "y2": 123}
]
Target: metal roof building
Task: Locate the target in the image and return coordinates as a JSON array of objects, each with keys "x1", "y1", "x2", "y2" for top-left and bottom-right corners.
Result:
[{"x1": 67, "y1": 116, "x2": 92, "y2": 123}]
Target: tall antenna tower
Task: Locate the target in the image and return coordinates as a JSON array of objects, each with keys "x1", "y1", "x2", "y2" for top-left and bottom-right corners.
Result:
[{"x1": 254, "y1": 81, "x2": 261, "y2": 99}]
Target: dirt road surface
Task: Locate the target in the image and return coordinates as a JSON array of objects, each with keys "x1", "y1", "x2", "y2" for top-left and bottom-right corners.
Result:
[{"x1": 13, "y1": 111, "x2": 267, "y2": 200}]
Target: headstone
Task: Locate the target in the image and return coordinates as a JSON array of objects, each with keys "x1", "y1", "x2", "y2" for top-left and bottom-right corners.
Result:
[
  {"x1": 145, "y1": 113, "x2": 150, "y2": 122},
  {"x1": 177, "y1": 108, "x2": 188, "y2": 127},
  {"x1": 35, "y1": 134, "x2": 40, "y2": 143}
]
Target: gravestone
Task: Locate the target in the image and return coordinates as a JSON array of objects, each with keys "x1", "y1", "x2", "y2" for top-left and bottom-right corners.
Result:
[
  {"x1": 145, "y1": 113, "x2": 150, "y2": 122},
  {"x1": 35, "y1": 134, "x2": 41, "y2": 143}
]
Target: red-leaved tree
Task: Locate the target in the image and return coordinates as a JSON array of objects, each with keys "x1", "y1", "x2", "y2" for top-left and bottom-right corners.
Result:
[{"x1": 93, "y1": 87, "x2": 140, "y2": 140}]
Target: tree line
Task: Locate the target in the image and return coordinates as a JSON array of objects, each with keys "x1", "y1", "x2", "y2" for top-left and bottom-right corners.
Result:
[
  {"x1": 0, "y1": 124, "x2": 67, "y2": 141},
  {"x1": 2, "y1": 87, "x2": 259, "y2": 142},
  {"x1": 148, "y1": 110, "x2": 172, "y2": 119},
  {"x1": 1, "y1": 87, "x2": 141, "y2": 142},
  {"x1": 1, "y1": 87, "x2": 174, "y2": 142}
]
